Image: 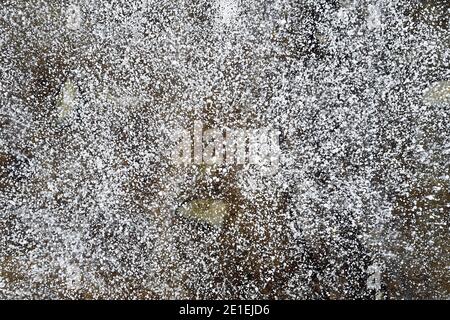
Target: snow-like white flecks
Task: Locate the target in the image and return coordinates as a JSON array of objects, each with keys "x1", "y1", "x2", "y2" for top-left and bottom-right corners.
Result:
[{"x1": 0, "y1": 0, "x2": 448, "y2": 299}]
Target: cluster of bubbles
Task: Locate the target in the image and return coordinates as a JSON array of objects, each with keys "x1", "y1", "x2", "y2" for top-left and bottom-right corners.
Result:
[{"x1": 0, "y1": 0, "x2": 448, "y2": 299}]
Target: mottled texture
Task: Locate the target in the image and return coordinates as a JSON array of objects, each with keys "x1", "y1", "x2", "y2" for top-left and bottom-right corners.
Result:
[{"x1": 0, "y1": 0, "x2": 448, "y2": 299}]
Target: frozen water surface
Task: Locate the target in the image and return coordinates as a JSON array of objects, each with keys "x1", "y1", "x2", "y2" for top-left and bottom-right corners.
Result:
[{"x1": 0, "y1": 0, "x2": 448, "y2": 299}]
